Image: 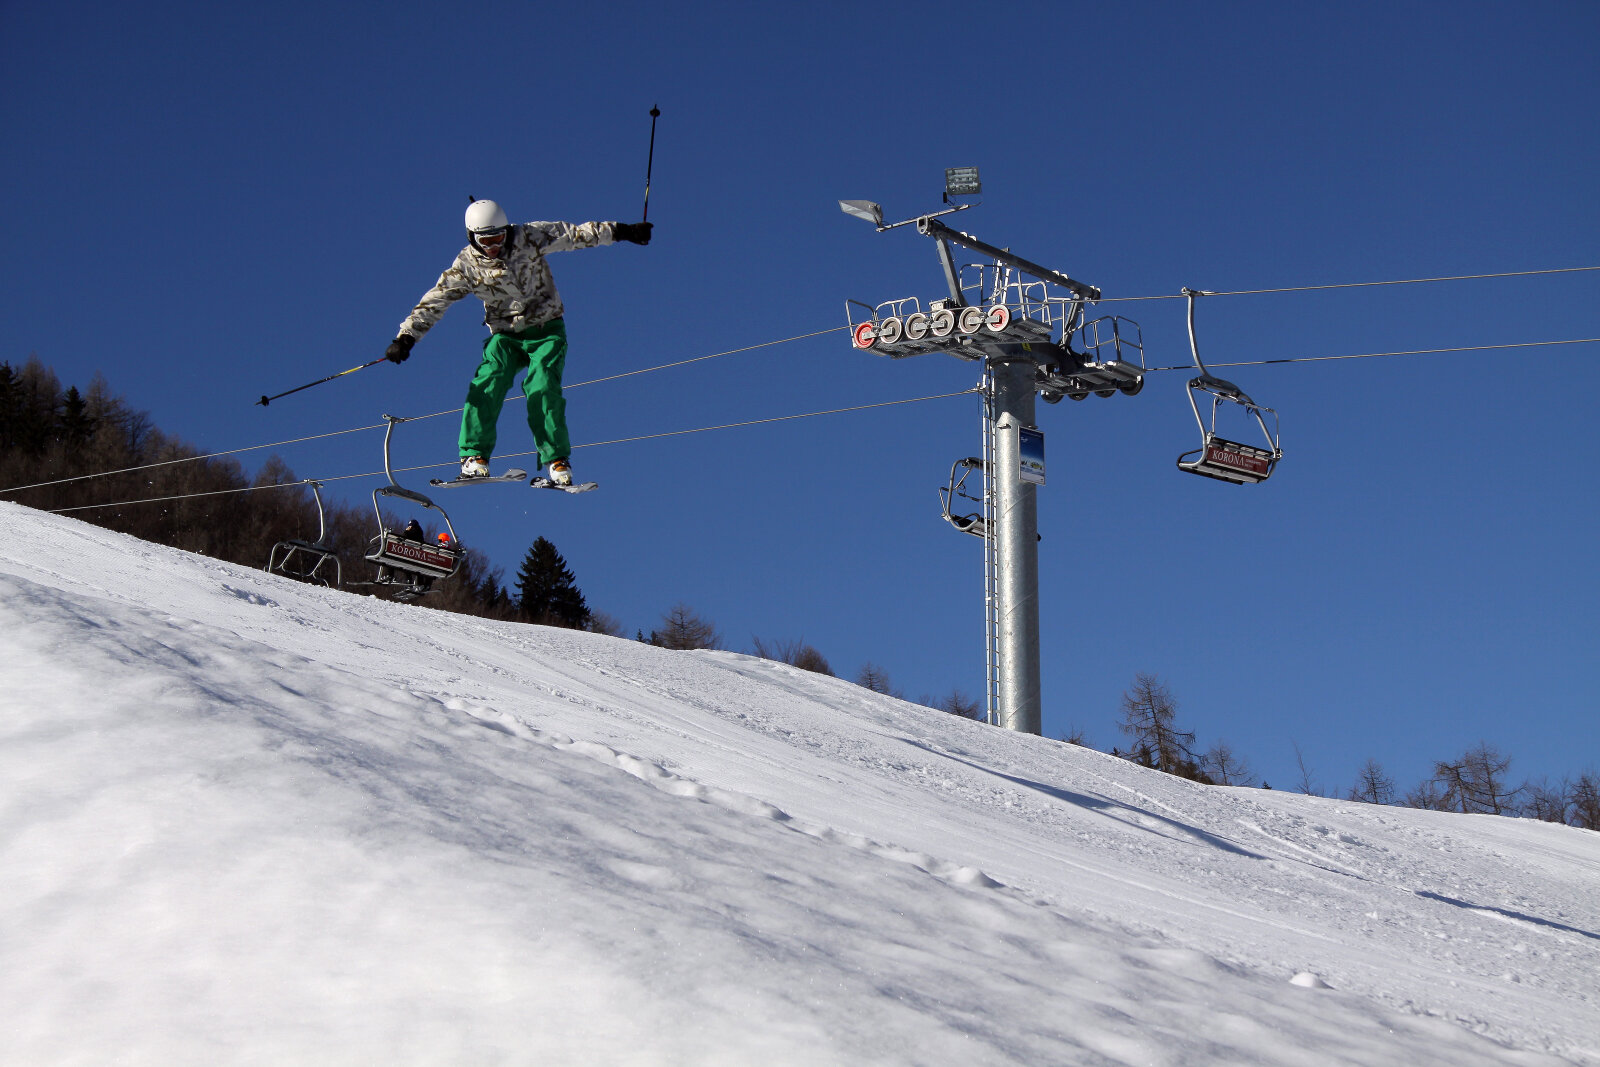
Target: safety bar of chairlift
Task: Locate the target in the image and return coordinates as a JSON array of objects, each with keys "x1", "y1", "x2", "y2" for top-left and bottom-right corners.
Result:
[
  {"x1": 1185, "y1": 380, "x2": 1280, "y2": 449},
  {"x1": 946, "y1": 456, "x2": 986, "y2": 501},
  {"x1": 1179, "y1": 385, "x2": 1282, "y2": 484}
]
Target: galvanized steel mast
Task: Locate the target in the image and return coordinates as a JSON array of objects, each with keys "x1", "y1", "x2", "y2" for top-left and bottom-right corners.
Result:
[{"x1": 842, "y1": 170, "x2": 1147, "y2": 735}]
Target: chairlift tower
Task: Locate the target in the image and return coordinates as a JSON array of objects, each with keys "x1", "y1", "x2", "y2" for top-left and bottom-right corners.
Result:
[{"x1": 842, "y1": 170, "x2": 1147, "y2": 734}]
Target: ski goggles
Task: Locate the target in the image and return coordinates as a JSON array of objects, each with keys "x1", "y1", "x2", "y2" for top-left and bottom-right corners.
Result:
[{"x1": 473, "y1": 228, "x2": 508, "y2": 250}]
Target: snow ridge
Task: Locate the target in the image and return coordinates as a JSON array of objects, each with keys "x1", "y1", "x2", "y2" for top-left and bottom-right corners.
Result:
[{"x1": 1, "y1": 501, "x2": 1595, "y2": 1066}]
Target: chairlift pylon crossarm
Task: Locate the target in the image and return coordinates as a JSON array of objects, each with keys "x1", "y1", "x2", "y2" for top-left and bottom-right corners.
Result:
[{"x1": 920, "y1": 217, "x2": 1101, "y2": 301}]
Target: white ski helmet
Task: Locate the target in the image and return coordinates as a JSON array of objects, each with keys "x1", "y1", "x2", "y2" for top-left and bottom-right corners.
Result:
[{"x1": 465, "y1": 199, "x2": 508, "y2": 234}]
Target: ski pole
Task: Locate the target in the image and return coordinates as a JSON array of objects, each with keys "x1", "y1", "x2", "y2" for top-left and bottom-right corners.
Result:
[
  {"x1": 642, "y1": 104, "x2": 660, "y2": 222},
  {"x1": 257, "y1": 357, "x2": 388, "y2": 407}
]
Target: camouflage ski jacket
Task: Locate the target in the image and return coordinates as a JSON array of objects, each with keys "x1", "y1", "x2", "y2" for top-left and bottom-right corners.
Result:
[{"x1": 398, "y1": 220, "x2": 616, "y2": 340}]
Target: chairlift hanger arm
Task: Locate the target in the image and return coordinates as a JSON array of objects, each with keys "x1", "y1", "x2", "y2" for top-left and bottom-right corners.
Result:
[
  {"x1": 919, "y1": 218, "x2": 1101, "y2": 301},
  {"x1": 1181, "y1": 287, "x2": 1251, "y2": 400}
]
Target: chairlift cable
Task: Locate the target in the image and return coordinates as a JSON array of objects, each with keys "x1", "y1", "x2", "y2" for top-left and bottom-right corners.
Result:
[
  {"x1": 1142, "y1": 336, "x2": 1600, "y2": 374},
  {"x1": 1096, "y1": 265, "x2": 1600, "y2": 303},
  {"x1": 0, "y1": 420, "x2": 390, "y2": 494},
  {"x1": 406, "y1": 326, "x2": 852, "y2": 420},
  {"x1": 568, "y1": 387, "x2": 979, "y2": 451},
  {"x1": 565, "y1": 327, "x2": 849, "y2": 391},
  {"x1": 1, "y1": 327, "x2": 851, "y2": 496},
  {"x1": 43, "y1": 387, "x2": 978, "y2": 515},
  {"x1": 11, "y1": 310, "x2": 1591, "y2": 498}
]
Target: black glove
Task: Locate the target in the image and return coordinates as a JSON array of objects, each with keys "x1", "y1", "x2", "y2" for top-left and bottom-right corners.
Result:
[
  {"x1": 385, "y1": 335, "x2": 415, "y2": 363},
  {"x1": 614, "y1": 221, "x2": 653, "y2": 245}
]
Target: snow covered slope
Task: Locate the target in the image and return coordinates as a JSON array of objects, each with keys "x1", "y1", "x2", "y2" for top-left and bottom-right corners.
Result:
[{"x1": 1, "y1": 501, "x2": 1595, "y2": 1066}]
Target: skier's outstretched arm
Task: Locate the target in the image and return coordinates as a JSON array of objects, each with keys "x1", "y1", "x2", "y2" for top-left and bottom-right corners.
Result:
[
  {"x1": 530, "y1": 220, "x2": 651, "y2": 253},
  {"x1": 387, "y1": 263, "x2": 473, "y2": 361}
]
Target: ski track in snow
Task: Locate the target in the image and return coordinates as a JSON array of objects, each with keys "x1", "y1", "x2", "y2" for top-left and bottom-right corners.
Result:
[{"x1": 1, "y1": 501, "x2": 1596, "y2": 1066}]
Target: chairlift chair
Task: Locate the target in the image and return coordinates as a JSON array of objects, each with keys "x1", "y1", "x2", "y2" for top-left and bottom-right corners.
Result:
[
  {"x1": 939, "y1": 457, "x2": 989, "y2": 539},
  {"x1": 265, "y1": 479, "x2": 342, "y2": 588},
  {"x1": 363, "y1": 415, "x2": 462, "y2": 601},
  {"x1": 1174, "y1": 289, "x2": 1282, "y2": 485}
]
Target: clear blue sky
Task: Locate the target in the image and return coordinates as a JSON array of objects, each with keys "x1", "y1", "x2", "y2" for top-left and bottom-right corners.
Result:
[{"x1": 4, "y1": 0, "x2": 1596, "y2": 796}]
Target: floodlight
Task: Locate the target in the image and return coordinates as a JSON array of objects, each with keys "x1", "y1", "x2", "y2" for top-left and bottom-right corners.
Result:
[
  {"x1": 945, "y1": 167, "x2": 981, "y2": 197},
  {"x1": 839, "y1": 200, "x2": 884, "y2": 226}
]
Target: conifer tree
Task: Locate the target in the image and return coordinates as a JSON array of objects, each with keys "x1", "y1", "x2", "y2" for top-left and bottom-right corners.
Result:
[
  {"x1": 0, "y1": 362, "x2": 19, "y2": 451},
  {"x1": 514, "y1": 536, "x2": 589, "y2": 629},
  {"x1": 59, "y1": 386, "x2": 96, "y2": 447}
]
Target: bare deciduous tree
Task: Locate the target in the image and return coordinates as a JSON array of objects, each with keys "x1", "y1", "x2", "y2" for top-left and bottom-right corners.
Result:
[
  {"x1": 1460, "y1": 742, "x2": 1522, "y2": 815},
  {"x1": 933, "y1": 689, "x2": 982, "y2": 720},
  {"x1": 1521, "y1": 777, "x2": 1571, "y2": 824},
  {"x1": 653, "y1": 603, "x2": 721, "y2": 650},
  {"x1": 1348, "y1": 758, "x2": 1396, "y2": 806},
  {"x1": 1569, "y1": 772, "x2": 1600, "y2": 831},
  {"x1": 855, "y1": 662, "x2": 896, "y2": 695},
  {"x1": 1416, "y1": 742, "x2": 1522, "y2": 815},
  {"x1": 585, "y1": 610, "x2": 625, "y2": 638},
  {"x1": 1203, "y1": 741, "x2": 1258, "y2": 787},
  {"x1": 751, "y1": 636, "x2": 834, "y2": 676},
  {"x1": 1118, "y1": 674, "x2": 1204, "y2": 781},
  {"x1": 1405, "y1": 776, "x2": 1452, "y2": 811},
  {"x1": 1292, "y1": 741, "x2": 1323, "y2": 797}
]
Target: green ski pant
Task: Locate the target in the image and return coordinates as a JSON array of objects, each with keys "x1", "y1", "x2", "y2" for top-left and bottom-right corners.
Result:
[{"x1": 459, "y1": 318, "x2": 570, "y2": 467}]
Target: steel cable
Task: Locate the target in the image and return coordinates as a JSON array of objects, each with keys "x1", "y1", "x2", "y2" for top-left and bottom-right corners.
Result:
[
  {"x1": 11, "y1": 263, "x2": 1596, "y2": 498},
  {"x1": 45, "y1": 388, "x2": 978, "y2": 514}
]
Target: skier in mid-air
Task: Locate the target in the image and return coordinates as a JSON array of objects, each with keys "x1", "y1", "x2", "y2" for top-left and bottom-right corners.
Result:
[{"x1": 385, "y1": 199, "x2": 651, "y2": 484}]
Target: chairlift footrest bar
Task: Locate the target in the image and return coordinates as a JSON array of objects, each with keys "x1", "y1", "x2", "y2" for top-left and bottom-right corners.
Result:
[
  {"x1": 1177, "y1": 438, "x2": 1279, "y2": 484},
  {"x1": 365, "y1": 534, "x2": 460, "y2": 580}
]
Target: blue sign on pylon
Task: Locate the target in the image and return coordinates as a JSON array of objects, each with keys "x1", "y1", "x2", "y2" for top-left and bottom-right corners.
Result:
[{"x1": 1020, "y1": 426, "x2": 1045, "y2": 485}]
